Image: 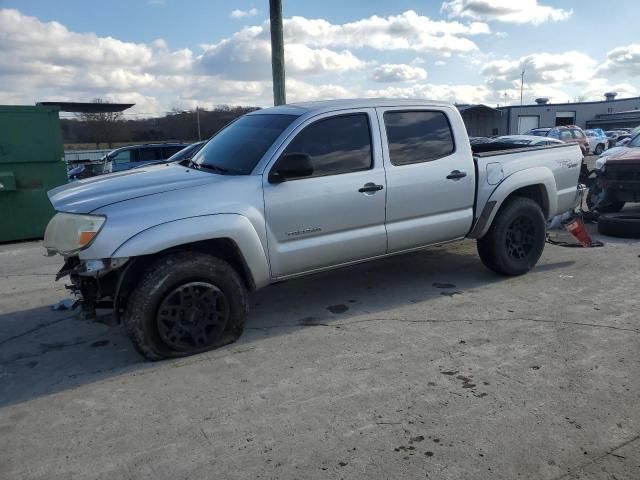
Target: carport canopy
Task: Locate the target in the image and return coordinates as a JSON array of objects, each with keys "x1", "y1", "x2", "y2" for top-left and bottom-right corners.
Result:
[{"x1": 36, "y1": 102, "x2": 134, "y2": 113}]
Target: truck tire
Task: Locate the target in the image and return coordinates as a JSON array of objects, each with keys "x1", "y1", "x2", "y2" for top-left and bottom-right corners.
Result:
[
  {"x1": 597, "y1": 214, "x2": 640, "y2": 239},
  {"x1": 477, "y1": 197, "x2": 546, "y2": 276},
  {"x1": 125, "y1": 252, "x2": 248, "y2": 361}
]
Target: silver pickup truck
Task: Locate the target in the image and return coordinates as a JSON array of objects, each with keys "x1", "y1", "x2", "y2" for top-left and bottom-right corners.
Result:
[{"x1": 44, "y1": 99, "x2": 583, "y2": 360}]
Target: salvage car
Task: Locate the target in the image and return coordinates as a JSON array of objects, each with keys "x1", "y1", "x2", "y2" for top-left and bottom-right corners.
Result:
[
  {"x1": 134, "y1": 140, "x2": 207, "y2": 169},
  {"x1": 590, "y1": 133, "x2": 640, "y2": 212},
  {"x1": 107, "y1": 142, "x2": 191, "y2": 172},
  {"x1": 527, "y1": 126, "x2": 590, "y2": 155},
  {"x1": 44, "y1": 99, "x2": 583, "y2": 360}
]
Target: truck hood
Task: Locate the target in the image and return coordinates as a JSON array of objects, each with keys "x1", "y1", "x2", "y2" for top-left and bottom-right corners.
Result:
[
  {"x1": 48, "y1": 164, "x2": 216, "y2": 213},
  {"x1": 595, "y1": 146, "x2": 632, "y2": 169}
]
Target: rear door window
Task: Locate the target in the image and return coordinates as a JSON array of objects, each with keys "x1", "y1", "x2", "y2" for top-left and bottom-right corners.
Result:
[
  {"x1": 383, "y1": 111, "x2": 455, "y2": 166},
  {"x1": 282, "y1": 113, "x2": 372, "y2": 178}
]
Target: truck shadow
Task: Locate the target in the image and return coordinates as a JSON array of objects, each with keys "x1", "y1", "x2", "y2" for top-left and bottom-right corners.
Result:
[{"x1": 0, "y1": 242, "x2": 574, "y2": 408}]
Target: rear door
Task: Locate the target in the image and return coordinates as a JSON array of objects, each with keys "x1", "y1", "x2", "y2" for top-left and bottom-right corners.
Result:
[
  {"x1": 377, "y1": 106, "x2": 475, "y2": 252},
  {"x1": 263, "y1": 109, "x2": 387, "y2": 278}
]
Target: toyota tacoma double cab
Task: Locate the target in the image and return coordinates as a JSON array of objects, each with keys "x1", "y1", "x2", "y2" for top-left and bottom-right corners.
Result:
[{"x1": 44, "y1": 99, "x2": 583, "y2": 360}]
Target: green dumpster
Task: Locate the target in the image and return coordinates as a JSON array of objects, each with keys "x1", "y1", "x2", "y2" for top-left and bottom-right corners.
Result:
[{"x1": 0, "y1": 105, "x2": 68, "y2": 242}]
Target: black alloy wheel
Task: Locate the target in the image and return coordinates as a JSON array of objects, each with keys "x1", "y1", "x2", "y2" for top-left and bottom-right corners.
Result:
[
  {"x1": 505, "y1": 216, "x2": 536, "y2": 260},
  {"x1": 157, "y1": 281, "x2": 230, "y2": 351}
]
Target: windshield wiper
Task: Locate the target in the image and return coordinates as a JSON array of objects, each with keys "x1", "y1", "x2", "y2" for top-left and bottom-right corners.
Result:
[{"x1": 198, "y1": 163, "x2": 231, "y2": 174}]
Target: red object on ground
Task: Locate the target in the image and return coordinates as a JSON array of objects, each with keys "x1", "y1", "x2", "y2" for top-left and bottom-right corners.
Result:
[{"x1": 563, "y1": 216, "x2": 593, "y2": 247}]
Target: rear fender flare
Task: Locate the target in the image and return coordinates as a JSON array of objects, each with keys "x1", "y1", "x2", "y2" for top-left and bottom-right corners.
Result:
[{"x1": 470, "y1": 167, "x2": 557, "y2": 239}]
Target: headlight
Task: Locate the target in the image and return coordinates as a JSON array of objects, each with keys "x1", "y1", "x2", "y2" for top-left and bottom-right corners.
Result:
[
  {"x1": 595, "y1": 156, "x2": 607, "y2": 170},
  {"x1": 44, "y1": 212, "x2": 106, "y2": 255}
]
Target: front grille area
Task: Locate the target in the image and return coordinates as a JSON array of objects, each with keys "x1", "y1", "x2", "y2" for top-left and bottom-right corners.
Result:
[{"x1": 604, "y1": 165, "x2": 640, "y2": 182}]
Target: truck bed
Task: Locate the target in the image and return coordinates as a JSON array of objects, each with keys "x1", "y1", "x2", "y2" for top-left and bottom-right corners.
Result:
[{"x1": 471, "y1": 142, "x2": 583, "y2": 224}]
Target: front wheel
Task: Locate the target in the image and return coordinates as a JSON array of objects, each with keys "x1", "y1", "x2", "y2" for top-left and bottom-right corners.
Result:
[
  {"x1": 477, "y1": 197, "x2": 546, "y2": 276},
  {"x1": 594, "y1": 144, "x2": 604, "y2": 155},
  {"x1": 125, "y1": 252, "x2": 248, "y2": 361}
]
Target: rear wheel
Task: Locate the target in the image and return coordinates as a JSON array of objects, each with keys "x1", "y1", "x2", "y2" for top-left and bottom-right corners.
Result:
[
  {"x1": 594, "y1": 143, "x2": 604, "y2": 155},
  {"x1": 477, "y1": 197, "x2": 546, "y2": 276},
  {"x1": 125, "y1": 252, "x2": 248, "y2": 360}
]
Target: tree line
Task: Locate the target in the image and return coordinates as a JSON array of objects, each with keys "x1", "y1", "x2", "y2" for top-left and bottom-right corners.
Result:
[{"x1": 61, "y1": 104, "x2": 259, "y2": 148}]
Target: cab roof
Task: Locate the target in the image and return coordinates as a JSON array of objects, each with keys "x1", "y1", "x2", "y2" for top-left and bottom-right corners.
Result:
[{"x1": 248, "y1": 98, "x2": 453, "y2": 117}]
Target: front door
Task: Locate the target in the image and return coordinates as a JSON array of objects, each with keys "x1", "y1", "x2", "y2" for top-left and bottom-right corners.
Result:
[{"x1": 263, "y1": 110, "x2": 387, "y2": 278}]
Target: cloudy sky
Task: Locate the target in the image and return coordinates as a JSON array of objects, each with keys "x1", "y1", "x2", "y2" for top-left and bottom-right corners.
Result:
[{"x1": 1, "y1": 0, "x2": 639, "y2": 116}]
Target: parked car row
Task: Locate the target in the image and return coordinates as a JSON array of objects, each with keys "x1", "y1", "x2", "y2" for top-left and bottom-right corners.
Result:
[
  {"x1": 605, "y1": 130, "x2": 635, "y2": 148},
  {"x1": 107, "y1": 142, "x2": 191, "y2": 172},
  {"x1": 67, "y1": 141, "x2": 206, "y2": 180},
  {"x1": 526, "y1": 126, "x2": 590, "y2": 155}
]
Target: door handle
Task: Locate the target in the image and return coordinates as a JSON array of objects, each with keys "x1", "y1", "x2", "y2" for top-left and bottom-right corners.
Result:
[
  {"x1": 358, "y1": 183, "x2": 384, "y2": 193},
  {"x1": 446, "y1": 170, "x2": 467, "y2": 180}
]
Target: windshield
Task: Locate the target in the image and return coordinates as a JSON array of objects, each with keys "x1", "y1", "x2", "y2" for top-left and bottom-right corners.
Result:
[
  {"x1": 168, "y1": 141, "x2": 205, "y2": 163},
  {"x1": 191, "y1": 114, "x2": 298, "y2": 174}
]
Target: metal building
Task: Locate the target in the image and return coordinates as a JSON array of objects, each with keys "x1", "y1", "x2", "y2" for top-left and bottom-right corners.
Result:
[{"x1": 497, "y1": 93, "x2": 640, "y2": 135}]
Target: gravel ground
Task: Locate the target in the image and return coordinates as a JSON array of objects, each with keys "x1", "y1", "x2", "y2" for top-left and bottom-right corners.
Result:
[{"x1": 0, "y1": 204, "x2": 639, "y2": 479}]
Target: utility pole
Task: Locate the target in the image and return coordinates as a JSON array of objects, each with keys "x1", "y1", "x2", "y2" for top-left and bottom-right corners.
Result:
[
  {"x1": 520, "y1": 70, "x2": 525, "y2": 106},
  {"x1": 269, "y1": 0, "x2": 286, "y2": 106},
  {"x1": 196, "y1": 106, "x2": 201, "y2": 141}
]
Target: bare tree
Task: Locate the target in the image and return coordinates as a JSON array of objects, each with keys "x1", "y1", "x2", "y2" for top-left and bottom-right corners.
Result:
[{"x1": 78, "y1": 98, "x2": 124, "y2": 148}]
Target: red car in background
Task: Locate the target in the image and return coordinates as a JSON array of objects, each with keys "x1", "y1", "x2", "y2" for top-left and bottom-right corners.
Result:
[{"x1": 527, "y1": 126, "x2": 590, "y2": 156}]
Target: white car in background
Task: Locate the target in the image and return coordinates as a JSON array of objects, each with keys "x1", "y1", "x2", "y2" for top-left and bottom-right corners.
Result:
[{"x1": 584, "y1": 129, "x2": 608, "y2": 155}]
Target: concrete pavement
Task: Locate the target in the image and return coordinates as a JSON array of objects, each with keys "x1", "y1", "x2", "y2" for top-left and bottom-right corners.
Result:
[{"x1": 0, "y1": 216, "x2": 639, "y2": 479}]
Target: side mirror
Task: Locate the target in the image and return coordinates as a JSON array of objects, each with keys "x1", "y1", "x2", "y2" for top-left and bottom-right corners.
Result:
[{"x1": 269, "y1": 152, "x2": 314, "y2": 183}]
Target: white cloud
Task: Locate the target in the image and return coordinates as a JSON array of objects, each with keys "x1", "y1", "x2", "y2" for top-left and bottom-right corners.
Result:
[
  {"x1": 597, "y1": 43, "x2": 640, "y2": 77},
  {"x1": 365, "y1": 83, "x2": 493, "y2": 104},
  {"x1": 287, "y1": 79, "x2": 355, "y2": 102},
  {"x1": 0, "y1": 8, "x2": 365, "y2": 112},
  {"x1": 230, "y1": 8, "x2": 258, "y2": 19},
  {"x1": 198, "y1": 30, "x2": 367, "y2": 80},
  {"x1": 482, "y1": 52, "x2": 597, "y2": 87},
  {"x1": 371, "y1": 64, "x2": 427, "y2": 82},
  {"x1": 281, "y1": 11, "x2": 489, "y2": 54},
  {"x1": 4, "y1": 6, "x2": 639, "y2": 116},
  {"x1": 441, "y1": 0, "x2": 572, "y2": 25},
  {"x1": 477, "y1": 51, "x2": 637, "y2": 104},
  {"x1": 579, "y1": 79, "x2": 638, "y2": 101}
]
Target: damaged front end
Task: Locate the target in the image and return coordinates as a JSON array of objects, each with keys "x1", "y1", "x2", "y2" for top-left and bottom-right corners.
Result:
[
  {"x1": 44, "y1": 211, "x2": 130, "y2": 320},
  {"x1": 56, "y1": 256, "x2": 129, "y2": 320}
]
